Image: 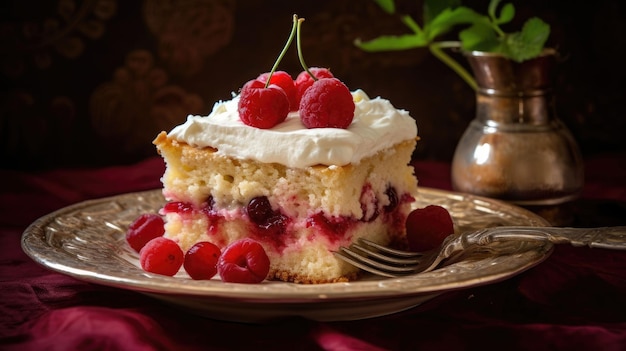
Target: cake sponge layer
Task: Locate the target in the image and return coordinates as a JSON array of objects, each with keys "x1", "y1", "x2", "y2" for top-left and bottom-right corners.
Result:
[{"x1": 154, "y1": 132, "x2": 417, "y2": 219}]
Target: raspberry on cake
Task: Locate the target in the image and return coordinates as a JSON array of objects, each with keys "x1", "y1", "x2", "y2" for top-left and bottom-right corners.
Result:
[{"x1": 153, "y1": 89, "x2": 418, "y2": 284}]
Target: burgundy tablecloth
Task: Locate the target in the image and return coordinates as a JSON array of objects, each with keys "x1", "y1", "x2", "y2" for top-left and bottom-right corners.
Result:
[{"x1": 1, "y1": 154, "x2": 626, "y2": 351}]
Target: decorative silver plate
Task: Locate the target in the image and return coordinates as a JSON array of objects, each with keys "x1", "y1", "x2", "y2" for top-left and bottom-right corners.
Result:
[{"x1": 22, "y1": 188, "x2": 552, "y2": 322}]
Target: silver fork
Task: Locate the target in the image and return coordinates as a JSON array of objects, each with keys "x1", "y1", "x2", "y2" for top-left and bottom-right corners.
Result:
[{"x1": 335, "y1": 226, "x2": 626, "y2": 278}]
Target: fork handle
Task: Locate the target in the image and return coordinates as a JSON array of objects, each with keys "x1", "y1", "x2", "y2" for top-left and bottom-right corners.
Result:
[{"x1": 466, "y1": 226, "x2": 626, "y2": 250}]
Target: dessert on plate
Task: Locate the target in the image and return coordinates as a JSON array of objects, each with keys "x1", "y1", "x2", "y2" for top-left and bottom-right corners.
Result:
[{"x1": 153, "y1": 81, "x2": 418, "y2": 284}]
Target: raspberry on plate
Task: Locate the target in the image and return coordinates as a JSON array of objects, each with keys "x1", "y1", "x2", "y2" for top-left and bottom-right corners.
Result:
[
  {"x1": 184, "y1": 241, "x2": 221, "y2": 280},
  {"x1": 405, "y1": 205, "x2": 455, "y2": 251},
  {"x1": 238, "y1": 79, "x2": 290, "y2": 129},
  {"x1": 217, "y1": 238, "x2": 270, "y2": 284},
  {"x1": 299, "y1": 77, "x2": 355, "y2": 129},
  {"x1": 126, "y1": 213, "x2": 165, "y2": 252},
  {"x1": 140, "y1": 237, "x2": 184, "y2": 276}
]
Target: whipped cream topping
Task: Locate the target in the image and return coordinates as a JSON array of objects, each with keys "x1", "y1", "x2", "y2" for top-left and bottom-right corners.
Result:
[{"x1": 168, "y1": 89, "x2": 417, "y2": 168}]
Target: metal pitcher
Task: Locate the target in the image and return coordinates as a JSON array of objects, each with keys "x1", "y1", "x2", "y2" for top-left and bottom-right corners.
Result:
[{"x1": 451, "y1": 49, "x2": 584, "y2": 206}]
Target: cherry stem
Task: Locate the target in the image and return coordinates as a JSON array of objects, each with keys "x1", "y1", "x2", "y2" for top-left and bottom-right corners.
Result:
[
  {"x1": 296, "y1": 17, "x2": 318, "y2": 81},
  {"x1": 265, "y1": 14, "x2": 299, "y2": 88}
]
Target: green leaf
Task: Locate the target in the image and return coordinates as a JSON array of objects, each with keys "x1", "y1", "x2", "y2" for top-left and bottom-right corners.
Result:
[
  {"x1": 488, "y1": 0, "x2": 514, "y2": 25},
  {"x1": 355, "y1": 33, "x2": 430, "y2": 52},
  {"x1": 424, "y1": 0, "x2": 460, "y2": 24},
  {"x1": 459, "y1": 22, "x2": 500, "y2": 52},
  {"x1": 496, "y1": 3, "x2": 515, "y2": 24},
  {"x1": 487, "y1": 0, "x2": 501, "y2": 20},
  {"x1": 373, "y1": 0, "x2": 395, "y2": 14},
  {"x1": 500, "y1": 17, "x2": 550, "y2": 61},
  {"x1": 425, "y1": 6, "x2": 485, "y2": 41}
]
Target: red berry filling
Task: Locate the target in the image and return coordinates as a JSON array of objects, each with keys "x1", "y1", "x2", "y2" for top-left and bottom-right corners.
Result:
[
  {"x1": 140, "y1": 237, "x2": 184, "y2": 276},
  {"x1": 245, "y1": 196, "x2": 289, "y2": 250},
  {"x1": 245, "y1": 196, "x2": 276, "y2": 226},
  {"x1": 299, "y1": 78, "x2": 355, "y2": 129},
  {"x1": 306, "y1": 213, "x2": 353, "y2": 243},
  {"x1": 126, "y1": 213, "x2": 165, "y2": 252},
  {"x1": 405, "y1": 205, "x2": 454, "y2": 251},
  {"x1": 238, "y1": 79, "x2": 290, "y2": 129},
  {"x1": 184, "y1": 241, "x2": 221, "y2": 280},
  {"x1": 162, "y1": 201, "x2": 194, "y2": 214},
  {"x1": 218, "y1": 238, "x2": 270, "y2": 284}
]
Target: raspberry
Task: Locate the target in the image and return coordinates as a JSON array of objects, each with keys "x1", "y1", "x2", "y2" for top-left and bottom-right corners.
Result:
[
  {"x1": 126, "y1": 213, "x2": 165, "y2": 252},
  {"x1": 257, "y1": 71, "x2": 298, "y2": 111},
  {"x1": 183, "y1": 241, "x2": 221, "y2": 280},
  {"x1": 294, "y1": 67, "x2": 334, "y2": 106},
  {"x1": 405, "y1": 205, "x2": 454, "y2": 251},
  {"x1": 217, "y1": 238, "x2": 270, "y2": 284},
  {"x1": 139, "y1": 237, "x2": 184, "y2": 276},
  {"x1": 299, "y1": 78, "x2": 355, "y2": 129},
  {"x1": 238, "y1": 79, "x2": 289, "y2": 129}
]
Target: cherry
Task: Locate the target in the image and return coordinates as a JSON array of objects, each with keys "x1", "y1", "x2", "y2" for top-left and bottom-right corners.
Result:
[
  {"x1": 218, "y1": 238, "x2": 270, "y2": 283},
  {"x1": 126, "y1": 213, "x2": 165, "y2": 252},
  {"x1": 294, "y1": 67, "x2": 334, "y2": 106},
  {"x1": 299, "y1": 78, "x2": 355, "y2": 129},
  {"x1": 405, "y1": 205, "x2": 454, "y2": 251},
  {"x1": 257, "y1": 71, "x2": 298, "y2": 111},
  {"x1": 183, "y1": 241, "x2": 221, "y2": 280},
  {"x1": 139, "y1": 237, "x2": 184, "y2": 276},
  {"x1": 238, "y1": 79, "x2": 290, "y2": 129}
]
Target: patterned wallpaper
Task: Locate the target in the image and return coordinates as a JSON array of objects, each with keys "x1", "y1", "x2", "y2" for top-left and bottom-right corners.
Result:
[{"x1": 1, "y1": 0, "x2": 625, "y2": 169}]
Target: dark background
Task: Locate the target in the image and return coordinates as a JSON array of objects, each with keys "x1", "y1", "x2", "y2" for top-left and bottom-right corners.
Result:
[{"x1": 2, "y1": 0, "x2": 625, "y2": 170}]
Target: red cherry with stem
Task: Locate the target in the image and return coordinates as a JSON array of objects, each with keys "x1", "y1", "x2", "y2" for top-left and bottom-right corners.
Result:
[
  {"x1": 237, "y1": 15, "x2": 299, "y2": 127},
  {"x1": 184, "y1": 241, "x2": 221, "y2": 280},
  {"x1": 258, "y1": 71, "x2": 298, "y2": 111},
  {"x1": 238, "y1": 79, "x2": 289, "y2": 129},
  {"x1": 139, "y1": 237, "x2": 184, "y2": 276},
  {"x1": 126, "y1": 213, "x2": 165, "y2": 252},
  {"x1": 299, "y1": 78, "x2": 355, "y2": 129},
  {"x1": 295, "y1": 67, "x2": 334, "y2": 106},
  {"x1": 405, "y1": 205, "x2": 454, "y2": 251},
  {"x1": 218, "y1": 238, "x2": 270, "y2": 284}
]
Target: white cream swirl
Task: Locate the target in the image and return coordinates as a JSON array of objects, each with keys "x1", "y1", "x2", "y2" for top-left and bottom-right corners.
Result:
[{"x1": 168, "y1": 89, "x2": 417, "y2": 168}]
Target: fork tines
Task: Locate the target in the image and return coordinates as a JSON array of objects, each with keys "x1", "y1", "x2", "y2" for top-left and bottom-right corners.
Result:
[{"x1": 334, "y1": 238, "x2": 423, "y2": 277}]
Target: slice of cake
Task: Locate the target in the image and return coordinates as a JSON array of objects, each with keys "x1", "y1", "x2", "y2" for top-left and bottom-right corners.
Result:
[{"x1": 154, "y1": 89, "x2": 418, "y2": 284}]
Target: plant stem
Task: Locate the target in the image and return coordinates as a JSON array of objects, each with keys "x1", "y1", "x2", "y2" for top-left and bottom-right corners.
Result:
[
  {"x1": 429, "y1": 42, "x2": 478, "y2": 91},
  {"x1": 401, "y1": 15, "x2": 423, "y2": 35},
  {"x1": 266, "y1": 14, "x2": 299, "y2": 88}
]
